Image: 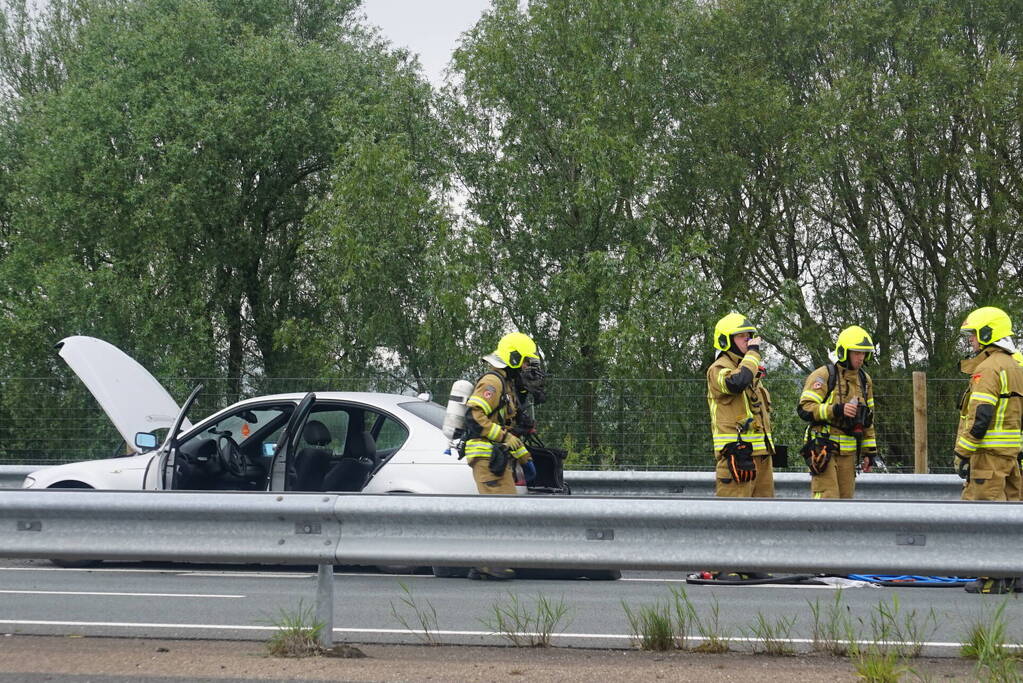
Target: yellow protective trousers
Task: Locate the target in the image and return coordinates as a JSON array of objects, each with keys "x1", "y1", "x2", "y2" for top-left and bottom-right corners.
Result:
[
  {"x1": 715, "y1": 453, "x2": 774, "y2": 498},
  {"x1": 469, "y1": 457, "x2": 517, "y2": 495},
  {"x1": 961, "y1": 451, "x2": 1022, "y2": 501},
  {"x1": 810, "y1": 453, "x2": 856, "y2": 499}
]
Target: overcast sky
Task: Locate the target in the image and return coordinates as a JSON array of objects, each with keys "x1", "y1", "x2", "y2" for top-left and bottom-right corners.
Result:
[{"x1": 360, "y1": 0, "x2": 493, "y2": 85}]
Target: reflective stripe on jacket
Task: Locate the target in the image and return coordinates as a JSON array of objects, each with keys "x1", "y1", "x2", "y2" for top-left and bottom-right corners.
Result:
[
  {"x1": 955, "y1": 348, "x2": 1023, "y2": 456},
  {"x1": 465, "y1": 368, "x2": 530, "y2": 461},
  {"x1": 706, "y1": 349, "x2": 772, "y2": 457},
  {"x1": 798, "y1": 364, "x2": 877, "y2": 455}
]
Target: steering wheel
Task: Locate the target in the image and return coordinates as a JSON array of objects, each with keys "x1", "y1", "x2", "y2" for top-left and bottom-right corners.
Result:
[{"x1": 216, "y1": 435, "x2": 248, "y2": 478}]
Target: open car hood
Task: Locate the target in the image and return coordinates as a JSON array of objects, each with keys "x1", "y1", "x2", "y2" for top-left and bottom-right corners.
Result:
[{"x1": 56, "y1": 336, "x2": 192, "y2": 453}]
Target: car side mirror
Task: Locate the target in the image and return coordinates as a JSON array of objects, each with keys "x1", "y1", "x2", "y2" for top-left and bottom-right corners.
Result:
[
  {"x1": 263, "y1": 442, "x2": 276, "y2": 458},
  {"x1": 135, "y1": 432, "x2": 159, "y2": 451}
]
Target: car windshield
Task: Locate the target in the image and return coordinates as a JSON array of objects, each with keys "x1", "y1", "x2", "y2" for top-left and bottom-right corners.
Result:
[{"x1": 397, "y1": 400, "x2": 445, "y2": 429}]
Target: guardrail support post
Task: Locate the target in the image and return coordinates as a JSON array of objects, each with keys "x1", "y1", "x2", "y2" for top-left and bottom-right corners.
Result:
[
  {"x1": 316, "y1": 563, "x2": 334, "y2": 649},
  {"x1": 913, "y1": 371, "x2": 928, "y2": 474}
]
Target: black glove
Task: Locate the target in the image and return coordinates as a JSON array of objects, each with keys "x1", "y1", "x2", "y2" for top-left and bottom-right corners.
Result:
[
  {"x1": 488, "y1": 446, "x2": 509, "y2": 476},
  {"x1": 955, "y1": 455, "x2": 970, "y2": 480},
  {"x1": 807, "y1": 439, "x2": 833, "y2": 475},
  {"x1": 722, "y1": 441, "x2": 756, "y2": 483}
]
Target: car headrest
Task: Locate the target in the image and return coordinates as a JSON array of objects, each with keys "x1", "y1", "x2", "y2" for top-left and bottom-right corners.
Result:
[
  {"x1": 303, "y1": 420, "x2": 331, "y2": 447},
  {"x1": 346, "y1": 431, "x2": 376, "y2": 459}
]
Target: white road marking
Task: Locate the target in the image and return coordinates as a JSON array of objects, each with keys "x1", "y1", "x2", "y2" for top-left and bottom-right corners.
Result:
[
  {"x1": 0, "y1": 567, "x2": 314, "y2": 578},
  {"x1": 0, "y1": 567, "x2": 881, "y2": 588},
  {"x1": 0, "y1": 567, "x2": 387, "y2": 580},
  {"x1": 0, "y1": 590, "x2": 244, "y2": 598},
  {"x1": 0, "y1": 620, "x2": 276, "y2": 631},
  {"x1": 180, "y1": 572, "x2": 312, "y2": 579},
  {"x1": 0, "y1": 619, "x2": 993, "y2": 650},
  {"x1": 0, "y1": 567, "x2": 184, "y2": 573}
]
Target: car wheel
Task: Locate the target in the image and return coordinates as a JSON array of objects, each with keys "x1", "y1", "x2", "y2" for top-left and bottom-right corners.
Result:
[{"x1": 48, "y1": 483, "x2": 101, "y2": 568}]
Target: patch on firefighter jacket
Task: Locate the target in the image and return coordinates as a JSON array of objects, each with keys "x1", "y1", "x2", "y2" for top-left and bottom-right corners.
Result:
[
  {"x1": 812, "y1": 379, "x2": 824, "y2": 390},
  {"x1": 972, "y1": 373, "x2": 982, "y2": 384},
  {"x1": 482, "y1": 385, "x2": 497, "y2": 401}
]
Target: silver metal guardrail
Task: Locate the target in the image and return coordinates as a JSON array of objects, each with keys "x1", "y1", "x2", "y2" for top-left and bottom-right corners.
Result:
[
  {"x1": 563, "y1": 471, "x2": 964, "y2": 499},
  {"x1": 0, "y1": 488, "x2": 1017, "y2": 646},
  {"x1": 0, "y1": 488, "x2": 1017, "y2": 574},
  {"x1": 0, "y1": 465, "x2": 966, "y2": 498}
]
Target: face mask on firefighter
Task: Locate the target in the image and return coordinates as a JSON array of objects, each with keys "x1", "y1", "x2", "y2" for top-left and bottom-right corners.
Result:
[
  {"x1": 519, "y1": 358, "x2": 547, "y2": 404},
  {"x1": 960, "y1": 330, "x2": 980, "y2": 355}
]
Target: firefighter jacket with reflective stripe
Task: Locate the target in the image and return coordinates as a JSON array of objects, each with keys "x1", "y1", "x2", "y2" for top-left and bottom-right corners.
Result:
[
  {"x1": 955, "y1": 347, "x2": 1023, "y2": 457},
  {"x1": 464, "y1": 368, "x2": 530, "y2": 462},
  {"x1": 798, "y1": 364, "x2": 877, "y2": 456},
  {"x1": 706, "y1": 349, "x2": 773, "y2": 456}
]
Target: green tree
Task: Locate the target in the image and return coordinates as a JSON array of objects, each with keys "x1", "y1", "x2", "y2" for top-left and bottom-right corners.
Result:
[
  {"x1": 655, "y1": 0, "x2": 830, "y2": 372},
  {"x1": 296, "y1": 44, "x2": 474, "y2": 389},
  {"x1": 450, "y1": 0, "x2": 694, "y2": 453},
  {"x1": 0, "y1": 0, "x2": 398, "y2": 382}
]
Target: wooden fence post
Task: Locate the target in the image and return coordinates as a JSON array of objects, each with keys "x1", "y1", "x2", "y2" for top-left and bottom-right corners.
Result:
[{"x1": 913, "y1": 371, "x2": 928, "y2": 474}]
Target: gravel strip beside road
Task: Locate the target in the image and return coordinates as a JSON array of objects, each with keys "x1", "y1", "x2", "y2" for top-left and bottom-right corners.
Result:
[{"x1": 0, "y1": 634, "x2": 980, "y2": 681}]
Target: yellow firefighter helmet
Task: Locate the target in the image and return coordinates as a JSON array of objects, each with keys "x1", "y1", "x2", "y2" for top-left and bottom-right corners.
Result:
[
  {"x1": 485, "y1": 332, "x2": 539, "y2": 369},
  {"x1": 961, "y1": 307, "x2": 1013, "y2": 346},
  {"x1": 835, "y1": 325, "x2": 875, "y2": 362},
  {"x1": 712, "y1": 313, "x2": 757, "y2": 352}
]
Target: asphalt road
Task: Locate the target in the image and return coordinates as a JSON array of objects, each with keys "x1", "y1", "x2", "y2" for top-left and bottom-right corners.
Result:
[{"x1": 1, "y1": 558, "x2": 1019, "y2": 656}]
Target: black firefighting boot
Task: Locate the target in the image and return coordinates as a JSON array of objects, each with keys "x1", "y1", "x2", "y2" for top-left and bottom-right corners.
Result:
[{"x1": 965, "y1": 577, "x2": 1017, "y2": 594}]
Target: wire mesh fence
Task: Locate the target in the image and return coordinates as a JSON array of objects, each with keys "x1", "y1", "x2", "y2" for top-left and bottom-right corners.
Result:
[{"x1": 0, "y1": 372, "x2": 970, "y2": 472}]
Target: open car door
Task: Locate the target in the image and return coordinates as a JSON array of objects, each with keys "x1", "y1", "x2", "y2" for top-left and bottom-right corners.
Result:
[
  {"x1": 268, "y1": 392, "x2": 315, "y2": 491},
  {"x1": 143, "y1": 385, "x2": 203, "y2": 490}
]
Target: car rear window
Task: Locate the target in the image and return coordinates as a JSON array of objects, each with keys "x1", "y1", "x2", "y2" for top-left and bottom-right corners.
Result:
[{"x1": 397, "y1": 400, "x2": 445, "y2": 429}]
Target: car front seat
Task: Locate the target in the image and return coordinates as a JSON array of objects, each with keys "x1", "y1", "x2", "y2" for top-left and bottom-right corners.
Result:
[
  {"x1": 322, "y1": 431, "x2": 377, "y2": 492},
  {"x1": 295, "y1": 420, "x2": 332, "y2": 491}
]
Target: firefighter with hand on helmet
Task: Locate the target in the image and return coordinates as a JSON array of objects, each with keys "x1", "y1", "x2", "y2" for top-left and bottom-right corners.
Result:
[
  {"x1": 797, "y1": 326, "x2": 878, "y2": 499},
  {"x1": 462, "y1": 331, "x2": 545, "y2": 580},
  {"x1": 954, "y1": 307, "x2": 1023, "y2": 594},
  {"x1": 706, "y1": 314, "x2": 775, "y2": 498}
]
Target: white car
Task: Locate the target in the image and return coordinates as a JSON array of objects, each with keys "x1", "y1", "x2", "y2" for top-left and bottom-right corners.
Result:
[
  {"x1": 24, "y1": 337, "x2": 619, "y2": 579},
  {"x1": 23, "y1": 336, "x2": 478, "y2": 497}
]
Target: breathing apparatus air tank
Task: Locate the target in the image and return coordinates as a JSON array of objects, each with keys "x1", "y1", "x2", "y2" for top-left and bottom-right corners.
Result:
[{"x1": 442, "y1": 379, "x2": 475, "y2": 440}]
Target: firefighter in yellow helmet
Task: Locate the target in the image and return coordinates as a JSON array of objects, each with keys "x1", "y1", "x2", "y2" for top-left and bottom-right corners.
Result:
[
  {"x1": 462, "y1": 331, "x2": 544, "y2": 580},
  {"x1": 797, "y1": 326, "x2": 878, "y2": 499},
  {"x1": 954, "y1": 307, "x2": 1023, "y2": 594},
  {"x1": 706, "y1": 314, "x2": 775, "y2": 499}
]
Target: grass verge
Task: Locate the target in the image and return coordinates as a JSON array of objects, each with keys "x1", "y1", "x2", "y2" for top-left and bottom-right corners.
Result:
[
  {"x1": 265, "y1": 600, "x2": 324, "y2": 658},
  {"x1": 389, "y1": 582, "x2": 441, "y2": 645},
  {"x1": 482, "y1": 593, "x2": 572, "y2": 647}
]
